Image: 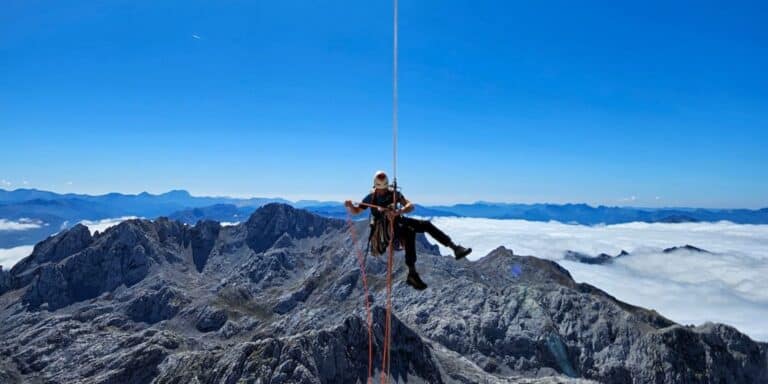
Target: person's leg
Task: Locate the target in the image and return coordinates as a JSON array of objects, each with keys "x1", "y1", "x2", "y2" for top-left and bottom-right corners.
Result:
[
  {"x1": 399, "y1": 223, "x2": 418, "y2": 270},
  {"x1": 401, "y1": 217, "x2": 454, "y2": 247},
  {"x1": 397, "y1": 221, "x2": 427, "y2": 290},
  {"x1": 401, "y1": 217, "x2": 472, "y2": 260}
]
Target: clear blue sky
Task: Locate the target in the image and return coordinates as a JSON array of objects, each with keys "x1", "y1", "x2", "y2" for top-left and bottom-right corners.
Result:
[{"x1": 1, "y1": 1, "x2": 766, "y2": 208}]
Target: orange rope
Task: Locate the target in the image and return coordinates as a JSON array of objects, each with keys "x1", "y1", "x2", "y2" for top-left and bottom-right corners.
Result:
[
  {"x1": 346, "y1": 212, "x2": 374, "y2": 384},
  {"x1": 349, "y1": 200, "x2": 396, "y2": 384},
  {"x1": 381, "y1": 214, "x2": 395, "y2": 384}
]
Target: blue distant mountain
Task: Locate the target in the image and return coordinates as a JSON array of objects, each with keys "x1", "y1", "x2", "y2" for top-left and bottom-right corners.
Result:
[
  {"x1": 429, "y1": 202, "x2": 768, "y2": 225},
  {"x1": 1, "y1": 188, "x2": 766, "y2": 248},
  {"x1": 301, "y1": 204, "x2": 458, "y2": 220},
  {"x1": 0, "y1": 189, "x2": 289, "y2": 219},
  {"x1": 167, "y1": 204, "x2": 257, "y2": 224}
]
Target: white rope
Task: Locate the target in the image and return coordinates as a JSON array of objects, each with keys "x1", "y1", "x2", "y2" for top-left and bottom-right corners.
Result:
[
  {"x1": 392, "y1": 0, "x2": 398, "y2": 185},
  {"x1": 384, "y1": 1, "x2": 399, "y2": 383}
]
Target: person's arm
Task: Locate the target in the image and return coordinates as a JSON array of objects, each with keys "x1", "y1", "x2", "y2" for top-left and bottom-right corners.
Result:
[
  {"x1": 345, "y1": 200, "x2": 367, "y2": 215},
  {"x1": 399, "y1": 195, "x2": 415, "y2": 214}
]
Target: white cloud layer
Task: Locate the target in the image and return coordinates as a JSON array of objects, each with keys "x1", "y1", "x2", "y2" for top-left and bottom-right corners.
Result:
[
  {"x1": 427, "y1": 217, "x2": 768, "y2": 341},
  {"x1": 0, "y1": 218, "x2": 43, "y2": 231},
  {"x1": 79, "y1": 217, "x2": 139, "y2": 235},
  {"x1": 0, "y1": 245, "x2": 34, "y2": 269}
]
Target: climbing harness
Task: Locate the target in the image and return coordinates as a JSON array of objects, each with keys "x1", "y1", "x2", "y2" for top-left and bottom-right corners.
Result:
[{"x1": 369, "y1": 215, "x2": 391, "y2": 256}]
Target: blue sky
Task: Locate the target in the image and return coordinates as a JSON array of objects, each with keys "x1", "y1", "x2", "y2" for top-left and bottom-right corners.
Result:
[{"x1": 1, "y1": 1, "x2": 766, "y2": 208}]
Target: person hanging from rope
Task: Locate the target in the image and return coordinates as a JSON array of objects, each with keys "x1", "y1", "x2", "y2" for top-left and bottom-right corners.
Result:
[{"x1": 345, "y1": 170, "x2": 472, "y2": 290}]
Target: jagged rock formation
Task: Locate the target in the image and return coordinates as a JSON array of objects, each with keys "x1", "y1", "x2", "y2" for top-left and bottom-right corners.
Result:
[
  {"x1": 563, "y1": 250, "x2": 630, "y2": 265},
  {"x1": 662, "y1": 244, "x2": 711, "y2": 254},
  {"x1": 0, "y1": 203, "x2": 766, "y2": 383}
]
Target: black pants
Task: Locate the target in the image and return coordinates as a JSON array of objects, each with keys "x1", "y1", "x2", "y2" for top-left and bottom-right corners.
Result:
[{"x1": 396, "y1": 217, "x2": 454, "y2": 269}]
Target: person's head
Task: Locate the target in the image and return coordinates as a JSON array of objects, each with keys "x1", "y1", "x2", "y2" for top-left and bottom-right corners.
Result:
[{"x1": 373, "y1": 170, "x2": 389, "y2": 191}]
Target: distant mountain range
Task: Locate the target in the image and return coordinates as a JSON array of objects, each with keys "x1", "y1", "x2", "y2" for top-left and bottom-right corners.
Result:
[
  {"x1": 1, "y1": 188, "x2": 767, "y2": 248},
  {"x1": 429, "y1": 202, "x2": 768, "y2": 225}
]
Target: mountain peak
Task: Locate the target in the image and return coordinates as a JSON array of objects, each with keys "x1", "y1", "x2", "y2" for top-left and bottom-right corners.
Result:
[
  {"x1": 663, "y1": 244, "x2": 711, "y2": 254},
  {"x1": 244, "y1": 203, "x2": 344, "y2": 253},
  {"x1": 161, "y1": 189, "x2": 192, "y2": 198},
  {"x1": 11, "y1": 223, "x2": 93, "y2": 278},
  {"x1": 476, "y1": 246, "x2": 576, "y2": 287}
]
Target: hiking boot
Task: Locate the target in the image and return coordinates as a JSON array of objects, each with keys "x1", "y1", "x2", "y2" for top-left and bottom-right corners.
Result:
[
  {"x1": 452, "y1": 245, "x2": 472, "y2": 260},
  {"x1": 406, "y1": 271, "x2": 428, "y2": 290}
]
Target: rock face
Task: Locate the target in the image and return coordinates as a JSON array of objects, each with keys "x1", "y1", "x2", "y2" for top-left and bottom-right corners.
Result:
[
  {"x1": 244, "y1": 203, "x2": 345, "y2": 253},
  {"x1": 10, "y1": 223, "x2": 93, "y2": 286},
  {"x1": 125, "y1": 285, "x2": 190, "y2": 324},
  {"x1": 0, "y1": 267, "x2": 9, "y2": 296},
  {"x1": 0, "y1": 204, "x2": 766, "y2": 384}
]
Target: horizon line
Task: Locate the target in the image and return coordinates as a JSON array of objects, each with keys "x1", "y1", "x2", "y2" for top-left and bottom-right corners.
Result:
[{"x1": 1, "y1": 187, "x2": 765, "y2": 211}]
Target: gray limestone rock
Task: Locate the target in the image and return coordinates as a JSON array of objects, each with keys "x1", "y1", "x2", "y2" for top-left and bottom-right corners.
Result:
[{"x1": 0, "y1": 204, "x2": 765, "y2": 384}]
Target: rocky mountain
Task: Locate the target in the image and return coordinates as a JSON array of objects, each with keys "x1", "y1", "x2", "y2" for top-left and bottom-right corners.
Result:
[
  {"x1": 563, "y1": 245, "x2": 715, "y2": 266},
  {"x1": 562, "y1": 250, "x2": 629, "y2": 265},
  {"x1": 662, "y1": 245, "x2": 711, "y2": 254},
  {"x1": 0, "y1": 204, "x2": 766, "y2": 383}
]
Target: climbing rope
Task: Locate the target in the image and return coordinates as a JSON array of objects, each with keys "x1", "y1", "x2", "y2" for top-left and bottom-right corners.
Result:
[
  {"x1": 346, "y1": 212, "x2": 373, "y2": 383},
  {"x1": 382, "y1": 0, "x2": 399, "y2": 382},
  {"x1": 381, "y1": 217, "x2": 395, "y2": 384},
  {"x1": 392, "y1": 0, "x2": 398, "y2": 186},
  {"x1": 345, "y1": 1, "x2": 400, "y2": 383}
]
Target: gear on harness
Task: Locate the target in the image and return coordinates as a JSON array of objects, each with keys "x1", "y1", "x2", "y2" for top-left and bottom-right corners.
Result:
[
  {"x1": 368, "y1": 215, "x2": 390, "y2": 256},
  {"x1": 366, "y1": 210, "x2": 405, "y2": 256}
]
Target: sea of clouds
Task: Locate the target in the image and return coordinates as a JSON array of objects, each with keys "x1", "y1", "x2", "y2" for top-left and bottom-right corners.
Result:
[
  {"x1": 0, "y1": 245, "x2": 35, "y2": 270},
  {"x1": 427, "y1": 217, "x2": 768, "y2": 341}
]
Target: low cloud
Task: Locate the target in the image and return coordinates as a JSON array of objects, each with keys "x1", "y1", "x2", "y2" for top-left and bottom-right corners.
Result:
[
  {"x1": 0, "y1": 218, "x2": 44, "y2": 231},
  {"x1": 0, "y1": 245, "x2": 34, "y2": 269},
  {"x1": 427, "y1": 217, "x2": 768, "y2": 341},
  {"x1": 0, "y1": 179, "x2": 11, "y2": 187},
  {"x1": 79, "y1": 217, "x2": 138, "y2": 235}
]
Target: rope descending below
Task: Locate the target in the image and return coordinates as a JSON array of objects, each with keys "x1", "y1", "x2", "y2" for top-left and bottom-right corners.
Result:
[
  {"x1": 346, "y1": 212, "x2": 374, "y2": 384},
  {"x1": 381, "y1": 216, "x2": 396, "y2": 384},
  {"x1": 382, "y1": 0, "x2": 399, "y2": 382}
]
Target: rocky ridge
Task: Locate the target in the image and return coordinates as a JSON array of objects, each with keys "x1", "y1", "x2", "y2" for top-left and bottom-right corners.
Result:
[{"x1": 0, "y1": 203, "x2": 766, "y2": 383}]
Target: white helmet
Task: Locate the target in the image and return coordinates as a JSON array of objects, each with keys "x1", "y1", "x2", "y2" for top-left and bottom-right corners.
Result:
[{"x1": 373, "y1": 170, "x2": 389, "y2": 190}]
